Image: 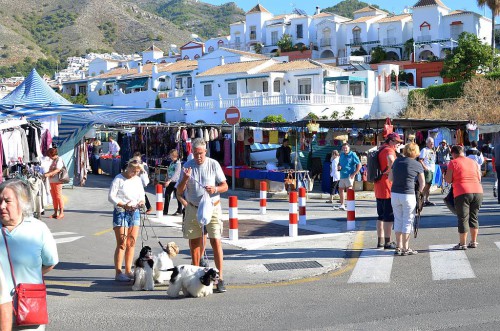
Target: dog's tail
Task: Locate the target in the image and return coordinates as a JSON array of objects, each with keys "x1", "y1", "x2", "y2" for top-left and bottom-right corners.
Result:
[{"x1": 167, "y1": 267, "x2": 179, "y2": 283}]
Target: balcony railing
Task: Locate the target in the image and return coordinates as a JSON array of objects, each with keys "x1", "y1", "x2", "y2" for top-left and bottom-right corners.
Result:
[
  {"x1": 320, "y1": 37, "x2": 332, "y2": 47},
  {"x1": 167, "y1": 88, "x2": 193, "y2": 98},
  {"x1": 350, "y1": 38, "x2": 362, "y2": 45},
  {"x1": 180, "y1": 93, "x2": 369, "y2": 111},
  {"x1": 337, "y1": 55, "x2": 372, "y2": 66},
  {"x1": 225, "y1": 43, "x2": 252, "y2": 52},
  {"x1": 416, "y1": 35, "x2": 432, "y2": 42},
  {"x1": 383, "y1": 37, "x2": 397, "y2": 45}
]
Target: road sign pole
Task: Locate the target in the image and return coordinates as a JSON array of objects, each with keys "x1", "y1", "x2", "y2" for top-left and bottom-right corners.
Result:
[{"x1": 232, "y1": 124, "x2": 236, "y2": 191}]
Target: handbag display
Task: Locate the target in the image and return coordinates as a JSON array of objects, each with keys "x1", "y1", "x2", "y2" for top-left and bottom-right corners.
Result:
[
  {"x1": 57, "y1": 158, "x2": 70, "y2": 184},
  {"x1": 443, "y1": 186, "x2": 456, "y2": 215},
  {"x1": 382, "y1": 117, "x2": 393, "y2": 138},
  {"x1": 284, "y1": 172, "x2": 296, "y2": 192},
  {"x1": 2, "y1": 228, "x2": 49, "y2": 326}
]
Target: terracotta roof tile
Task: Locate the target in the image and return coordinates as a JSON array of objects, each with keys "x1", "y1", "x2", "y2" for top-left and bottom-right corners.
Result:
[
  {"x1": 247, "y1": 4, "x2": 271, "y2": 15},
  {"x1": 313, "y1": 12, "x2": 334, "y2": 18},
  {"x1": 197, "y1": 59, "x2": 271, "y2": 77},
  {"x1": 354, "y1": 6, "x2": 387, "y2": 14},
  {"x1": 412, "y1": 0, "x2": 450, "y2": 10},
  {"x1": 347, "y1": 15, "x2": 385, "y2": 24},
  {"x1": 259, "y1": 59, "x2": 331, "y2": 73},
  {"x1": 93, "y1": 60, "x2": 198, "y2": 80},
  {"x1": 218, "y1": 47, "x2": 270, "y2": 59},
  {"x1": 378, "y1": 14, "x2": 412, "y2": 23}
]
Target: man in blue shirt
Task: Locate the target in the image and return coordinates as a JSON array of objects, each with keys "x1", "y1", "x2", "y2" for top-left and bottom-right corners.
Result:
[{"x1": 336, "y1": 143, "x2": 361, "y2": 210}]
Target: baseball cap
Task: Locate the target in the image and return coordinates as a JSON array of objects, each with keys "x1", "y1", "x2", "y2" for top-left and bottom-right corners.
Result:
[
  {"x1": 386, "y1": 132, "x2": 403, "y2": 143},
  {"x1": 441, "y1": 140, "x2": 447, "y2": 144}
]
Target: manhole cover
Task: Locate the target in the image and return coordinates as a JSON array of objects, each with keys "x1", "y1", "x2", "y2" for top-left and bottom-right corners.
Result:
[{"x1": 264, "y1": 261, "x2": 323, "y2": 271}]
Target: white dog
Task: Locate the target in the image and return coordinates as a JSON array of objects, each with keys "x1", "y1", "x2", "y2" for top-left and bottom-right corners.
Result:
[
  {"x1": 153, "y1": 242, "x2": 180, "y2": 284},
  {"x1": 167, "y1": 265, "x2": 219, "y2": 298},
  {"x1": 132, "y1": 246, "x2": 154, "y2": 291}
]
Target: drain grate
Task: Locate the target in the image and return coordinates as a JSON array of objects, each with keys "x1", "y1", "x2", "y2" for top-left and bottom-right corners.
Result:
[{"x1": 264, "y1": 261, "x2": 323, "y2": 271}]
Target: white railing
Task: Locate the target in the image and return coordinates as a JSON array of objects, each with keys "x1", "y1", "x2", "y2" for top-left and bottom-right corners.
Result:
[
  {"x1": 416, "y1": 35, "x2": 432, "y2": 42},
  {"x1": 225, "y1": 43, "x2": 253, "y2": 52},
  {"x1": 383, "y1": 37, "x2": 397, "y2": 45},
  {"x1": 320, "y1": 38, "x2": 332, "y2": 47},
  {"x1": 337, "y1": 55, "x2": 371, "y2": 65},
  {"x1": 350, "y1": 38, "x2": 362, "y2": 45},
  {"x1": 180, "y1": 93, "x2": 369, "y2": 110},
  {"x1": 167, "y1": 88, "x2": 193, "y2": 98}
]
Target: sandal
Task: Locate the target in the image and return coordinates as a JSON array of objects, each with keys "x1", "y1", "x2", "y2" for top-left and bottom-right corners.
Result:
[
  {"x1": 49, "y1": 214, "x2": 57, "y2": 219},
  {"x1": 467, "y1": 242, "x2": 478, "y2": 248},
  {"x1": 402, "y1": 248, "x2": 418, "y2": 256},
  {"x1": 452, "y1": 243, "x2": 467, "y2": 250}
]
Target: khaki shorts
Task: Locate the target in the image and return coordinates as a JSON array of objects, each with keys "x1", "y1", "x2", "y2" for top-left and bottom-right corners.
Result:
[
  {"x1": 183, "y1": 203, "x2": 223, "y2": 240},
  {"x1": 339, "y1": 177, "x2": 354, "y2": 189}
]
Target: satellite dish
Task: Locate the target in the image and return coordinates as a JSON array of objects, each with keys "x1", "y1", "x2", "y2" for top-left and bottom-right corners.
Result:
[{"x1": 403, "y1": 6, "x2": 410, "y2": 14}]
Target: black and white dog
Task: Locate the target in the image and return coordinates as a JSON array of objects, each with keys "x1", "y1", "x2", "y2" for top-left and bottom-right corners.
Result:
[
  {"x1": 167, "y1": 265, "x2": 219, "y2": 298},
  {"x1": 132, "y1": 246, "x2": 155, "y2": 291},
  {"x1": 153, "y1": 241, "x2": 180, "y2": 284}
]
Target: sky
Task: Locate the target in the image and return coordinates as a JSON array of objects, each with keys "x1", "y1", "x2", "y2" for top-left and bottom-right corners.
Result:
[{"x1": 200, "y1": 0, "x2": 496, "y2": 17}]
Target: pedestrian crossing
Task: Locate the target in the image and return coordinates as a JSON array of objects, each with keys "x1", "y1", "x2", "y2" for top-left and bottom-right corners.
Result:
[
  {"x1": 52, "y1": 232, "x2": 84, "y2": 244},
  {"x1": 348, "y1": 243, "x2": 494, "y2": 283}
]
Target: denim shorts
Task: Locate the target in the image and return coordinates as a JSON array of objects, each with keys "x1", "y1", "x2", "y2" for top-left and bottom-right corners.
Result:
[{"x1": 113, "y1": 208, "x2": 140, "y2": 228}]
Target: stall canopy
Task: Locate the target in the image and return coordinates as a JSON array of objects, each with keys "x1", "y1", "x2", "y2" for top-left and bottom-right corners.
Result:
[
  {"x1": 240, "y1": 118, "x2": 469, "y2": 130},
  {"x1": 0, "y1": 68, "x2": 71, "y2": 106}
]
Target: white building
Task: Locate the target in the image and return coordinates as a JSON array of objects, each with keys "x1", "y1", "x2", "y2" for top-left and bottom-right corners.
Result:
[{"x1": 205, "y1": 1, "x2": 491, "y2": 65}]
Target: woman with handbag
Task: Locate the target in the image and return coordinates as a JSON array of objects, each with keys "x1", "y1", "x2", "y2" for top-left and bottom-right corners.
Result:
[
  {"x1": 108, "y1": 159, "x2": 145, "y2": 282},
  {"x1": 0, "y1": 179, "x2": 59, "y2": 329},
  {"x1": 44, "y1": 147, "x2": 65, "y2": 219},
  {"x1": 444, "y1": 145, "x2": 483, "y2": 250}
]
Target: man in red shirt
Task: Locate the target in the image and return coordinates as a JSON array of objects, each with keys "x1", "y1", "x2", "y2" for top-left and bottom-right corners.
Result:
[{"x1": 374, "y1": 132, "x2": 403, "y2": 249}]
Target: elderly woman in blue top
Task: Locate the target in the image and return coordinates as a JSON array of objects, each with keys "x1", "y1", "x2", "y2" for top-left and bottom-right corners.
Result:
[
  {"x1": 0, "y1": 179, "x2": 58, "y2": 330},
  {"x1": 108, "y1": 159, "x2": 145, "y2": 282}
]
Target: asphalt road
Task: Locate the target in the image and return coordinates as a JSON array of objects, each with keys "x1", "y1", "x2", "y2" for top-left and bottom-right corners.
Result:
[{"x1": 43, "y1": 174, "x2": 500, "y2": 330}]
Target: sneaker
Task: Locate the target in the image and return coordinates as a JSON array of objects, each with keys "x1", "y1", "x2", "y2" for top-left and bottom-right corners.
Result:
[
  {"x1": 402, "y1": 248, "x2": 418, "y2": 256},
  {"x1": 199, "y1": 258, "x2": 209, "y2": 268},
  {"x1": 115, "y1": 273, "x2": 131, "y2": 282},
  {"x1": 467, "y1": 242, "x2": 478, "y2": 248},
  {"x1": 173, "y1": 211, "x2": 182, "y2": 216},
  {"x1": 215, "y1": 280, "x2": 226, "y2": 293},
  {"x1": 125, "y1": 272, "x2": 134, "y2": 279},
  {"x1": 338, "y1": 205, "x2": 347, "y2": 211},
  {"x1": 384, "y1": 242, "x2": 396, "y2": 249},
  {"x1": 452, "y1": 243, "x2": 467, "y2": 250},
  {"x1": 424, "y1": 201, "x2": 436, "y2": 206}
]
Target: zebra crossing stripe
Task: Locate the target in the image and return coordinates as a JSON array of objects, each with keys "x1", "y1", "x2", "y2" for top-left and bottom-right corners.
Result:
[
  {"x1": 52, "y1": 232, "x2": 84, "y2": 244},
  {"x1": 429, "y1": 244, "x2": 475, "y2": 280},
  {"x1": 495, "y1": 242, "x2": 500, "y2": 250},
  {"x1": 348, "y1": 248, "x2": 394, "y2": 283}
]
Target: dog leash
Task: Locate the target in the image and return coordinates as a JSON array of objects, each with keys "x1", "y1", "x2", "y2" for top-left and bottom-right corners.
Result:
[
  {"x1": 188, "y1": 176, "x2": 210, "y2": 266},
  {"x1": 139, "y1": 206, "x2": 169, "y2": 253}
]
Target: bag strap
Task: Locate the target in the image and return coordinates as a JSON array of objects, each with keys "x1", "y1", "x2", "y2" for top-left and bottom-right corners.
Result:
[{"x1": 2, "y1": 227, "x2": 17, "y2": 287}]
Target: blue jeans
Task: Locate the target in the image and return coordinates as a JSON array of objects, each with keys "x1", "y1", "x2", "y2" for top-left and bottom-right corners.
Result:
[{"x1": 113, "y1": 209, "x2": 140, "y2": 228}]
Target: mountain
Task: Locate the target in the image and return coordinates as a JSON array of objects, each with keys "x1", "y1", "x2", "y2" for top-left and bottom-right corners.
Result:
[
  {"x1": 322, "y1": 0, "x2": 390, "y2": 18},
  {"x1": 135, "y1": 0, "x2": 245, "y2": 40}
]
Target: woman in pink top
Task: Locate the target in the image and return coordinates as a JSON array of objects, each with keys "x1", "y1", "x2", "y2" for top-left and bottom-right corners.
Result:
[{"x1": 444, "y1": 145, "x2": 483, "y2": 250}]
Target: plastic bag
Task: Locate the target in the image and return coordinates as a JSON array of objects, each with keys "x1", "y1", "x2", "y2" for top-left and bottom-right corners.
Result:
[{"x1": 197, "y1": 191, "x2": 214, "y2": 226}]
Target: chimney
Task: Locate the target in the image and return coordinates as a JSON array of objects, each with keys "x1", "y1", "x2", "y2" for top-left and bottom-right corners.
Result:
[
  {"x1": 220, "y1": 56, "x2": 224, "y2": 66},
  {"x1": 315, "y1": 6, "x2": 320, "y2": 15},
  {"x1": 152, "y1": 63, "x2": 158, "y2": 74},
  {"x1": 138, "y1": 63, "x2": 143, "y2": 74}
]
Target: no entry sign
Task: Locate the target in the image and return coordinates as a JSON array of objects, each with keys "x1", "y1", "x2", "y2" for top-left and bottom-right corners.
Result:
[{"x1": 225, "y1": 106, "x2": 241, "y2": 125}]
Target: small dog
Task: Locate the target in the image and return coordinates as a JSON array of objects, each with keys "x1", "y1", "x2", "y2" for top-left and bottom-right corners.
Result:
[
  {"x1": 132, "y1": 246, "x2": 154, "y2": 291},
  {"x1": 167, "y1": 265, "x2": 219, "y2": 298},
  {"x1": 153, "y1": 242, "x2": 180, "y2": 284}
]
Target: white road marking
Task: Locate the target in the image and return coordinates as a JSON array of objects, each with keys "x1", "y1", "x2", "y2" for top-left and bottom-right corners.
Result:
[
  {"x1": 55, "y1": 236, "x2": 84, "y2": 244},
  {"x1": 52, "y1": 232, "x2": 78, "y2": 236},
  {"x1": 348, "y1": 248, "x2": 394, "y2": 283},
  {"x1": 429, "y1": 244, "x2": 475, "y2": 280}
]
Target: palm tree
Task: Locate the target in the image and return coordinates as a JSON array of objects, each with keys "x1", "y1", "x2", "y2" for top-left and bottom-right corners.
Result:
[{"x1": 477, "y1": 0, "x2": 500, "y2": 52}]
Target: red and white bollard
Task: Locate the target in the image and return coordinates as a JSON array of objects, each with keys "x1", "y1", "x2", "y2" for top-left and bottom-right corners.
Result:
[
  {"x1": 260, "y1": 181, "x2": 267, "y2": 215},
  {"x1": 289, "y1": 191, "x2": 298, "y2": 237},
  {"x1": 298, "y1": 187, "x2": 306, "y2": 225},
  {"x1": 346, "y1": 188, "x2": 356, "y2": 230},
  {"x1": 156, "y1": 184, "x2": 164, "y2": 219},
  {"x1": 229, "y1": 196, "x2": 238, "y2": 241}
]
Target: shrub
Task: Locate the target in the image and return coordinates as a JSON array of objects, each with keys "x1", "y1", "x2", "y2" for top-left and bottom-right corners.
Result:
[{"x1": 260, "y1": 114, "x2": 286, "y2": 123}]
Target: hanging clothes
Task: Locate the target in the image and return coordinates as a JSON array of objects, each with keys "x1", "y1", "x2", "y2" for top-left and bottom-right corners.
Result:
[
  {"x1": 269, "y1": 130, "x2": 278, "y2": 144},
  {"x1": 253, "y1": 129, "x2": 263, "y2": 143}
]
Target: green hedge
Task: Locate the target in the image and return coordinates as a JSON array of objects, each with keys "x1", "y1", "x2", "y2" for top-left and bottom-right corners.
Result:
[{"x1": 408, "y1": 81, "x2": 465, "y2": 102}]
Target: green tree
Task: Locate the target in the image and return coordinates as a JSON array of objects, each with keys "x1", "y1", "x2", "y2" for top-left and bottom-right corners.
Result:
[
  {"x1": 441, "y1": 32, "x2": 493, "y2": 81},
  {"x1": 477, "y1": 0, "x2": 500, "y2": 54},
  {"x1": 351, "y1": 46, "x2": 367, "y2": 56},
  {"x1": 260, "y1": 114, "x2": 286, "y2": 123},
  {"x1": 253, "y1": 42, "x2": 263, "y2": 54},
  {"x1": 404, "y1": 38, "x2": 414, "y2": 61},
  {"x1": 370, "y1": 46, "x2": 386, "y2": 64},
  {"x1": 277, "y1": 34, "x2": 293, "y2": 52}
]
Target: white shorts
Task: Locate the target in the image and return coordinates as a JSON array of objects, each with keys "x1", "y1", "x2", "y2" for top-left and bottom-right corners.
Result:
[{"x1": 339, "y1": 177, "x2": 354, "y2": 189}]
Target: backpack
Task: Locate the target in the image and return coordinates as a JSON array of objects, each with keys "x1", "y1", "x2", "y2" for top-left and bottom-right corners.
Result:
[{"x1": 366, "y1": 146, "x2": 387, "y2": 182}]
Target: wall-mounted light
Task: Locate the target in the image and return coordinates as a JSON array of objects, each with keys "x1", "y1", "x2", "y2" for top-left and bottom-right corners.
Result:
[
  {"x1": 249, "y1": 109, "x2": 252, "y2": 112},
  {"x1": 218, "y1": 84, "x2": 221, "y2": 87},
  {"x1": 287, "y1": 79, "x2": 291, "y2": 83},
  {"x1": 283, "y1": 81, "x2": 286, "y2": 85}
]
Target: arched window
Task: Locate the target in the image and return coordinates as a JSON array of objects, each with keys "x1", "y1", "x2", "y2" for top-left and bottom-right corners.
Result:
[
  {"x1": 183, "y1": 55, "x2": 189, "y2": 59},
  {"x1": 208, "y1": 46, "x2": 214, "y2": 52},
  {"x1": 352, "y1": 26, "x2": 361, "y2": 44},
  {"x1": 194, "y1": 54, "x2": 200, "y2": 59},
  {"x1": 420, "y1": 21, "x2": 431, "y2": 32},
  {"x1": 217, "y1": 40, "x2": 224, "y2": 46}
]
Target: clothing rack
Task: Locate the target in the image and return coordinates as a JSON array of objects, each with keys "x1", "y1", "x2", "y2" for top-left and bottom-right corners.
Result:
[{"x1": 0, "y1": 117, "x2": 28, "y2": 130}]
